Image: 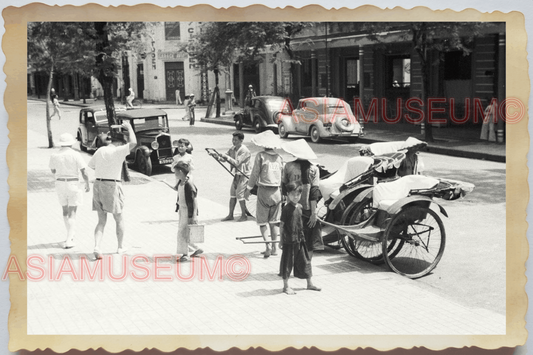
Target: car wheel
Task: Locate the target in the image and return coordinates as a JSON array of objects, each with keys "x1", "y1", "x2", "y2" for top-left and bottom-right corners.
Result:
[
  {"x1": 278, "y1": 122, "x2": 289, "y2": 138},
  {"x1": 136, "y1": 152, "x2": 153, "y2": 176},
  {"x1": 310, "y1": 126, "x2": 321, "y2": 143},
  {"x1": 235, "y1": 115, "x2": 244, "y2": 130},
  {"x1": 253, "y1": 117, "x2": 262, "y2": 133},
  {"x1": 77, "y1": 132, "x2": 87, "y2": 152}
]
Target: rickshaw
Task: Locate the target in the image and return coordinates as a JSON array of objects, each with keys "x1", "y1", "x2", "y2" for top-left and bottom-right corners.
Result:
[{"x1": 319, "y1": 173, "x2": 474, "y2": 278}]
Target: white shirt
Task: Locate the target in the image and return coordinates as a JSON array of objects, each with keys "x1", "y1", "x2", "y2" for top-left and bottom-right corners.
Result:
[
  {"x1": 88, "y1": 144, "x2": 131, "y2": 180},
  {"x1": 49, "y1": 147, "x2": 87, "y2": 179}
]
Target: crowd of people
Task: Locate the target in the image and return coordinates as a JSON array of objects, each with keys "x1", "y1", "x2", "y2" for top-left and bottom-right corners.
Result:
[{"x1": 49, "y1": 122, "x2": 323, "y2": 295}]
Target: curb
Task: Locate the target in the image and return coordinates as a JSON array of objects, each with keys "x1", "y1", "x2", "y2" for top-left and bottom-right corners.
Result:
[{"x1": 200, "y1": 117, "x2": 505, "y2": 163}]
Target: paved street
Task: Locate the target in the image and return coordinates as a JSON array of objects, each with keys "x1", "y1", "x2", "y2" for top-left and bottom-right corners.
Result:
[{"x1": 26, "y1": 100, "x2": 505, "y2": 336}]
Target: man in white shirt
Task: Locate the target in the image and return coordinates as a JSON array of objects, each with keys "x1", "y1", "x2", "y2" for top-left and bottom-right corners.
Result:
[
  {"x1": 49, "y1": 133, "x2": 90, "y2": 249},
  {"x1": 88, "y1": 122, "x2": 137, "y2": 259},
  {"x1": 126, "y1": 88, "x2": 135, "y2": 108}
]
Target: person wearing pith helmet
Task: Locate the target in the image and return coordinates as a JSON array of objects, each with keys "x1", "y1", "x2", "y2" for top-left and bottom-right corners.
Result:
[{"x1": 49, "y1": 133, "x2": 90, "y2": 249}]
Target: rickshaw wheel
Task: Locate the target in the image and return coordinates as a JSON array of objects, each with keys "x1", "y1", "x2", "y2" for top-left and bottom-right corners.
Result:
[
  {"x1": 382, "y1": 206, "x2": 446, "y2": 279},
  {"x1": 340, "y1": 198, "x2": 397, "y2": 264}
]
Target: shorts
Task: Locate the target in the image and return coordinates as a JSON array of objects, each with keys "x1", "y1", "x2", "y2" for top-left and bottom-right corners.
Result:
[
  {"x1": 92, "y1": 180, "x2": 124, "y2": 214},
  {"x1": 256, "y1": 186, "x2": 282, "y2": 226},
  {"x1": 230, "y1": 175, "x2": 248, "y2": 201},
  {"x1": 55, "y1": 180, "x2": 83, "y2": 207}
]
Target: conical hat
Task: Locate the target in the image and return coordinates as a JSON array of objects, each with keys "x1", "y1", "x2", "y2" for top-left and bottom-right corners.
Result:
[
  {"x1": 282, "y1": 139, "x2": 318, "y2": 160},
  {"x1": 251, "y1": 130, "x2": 281, "y2": 149}
]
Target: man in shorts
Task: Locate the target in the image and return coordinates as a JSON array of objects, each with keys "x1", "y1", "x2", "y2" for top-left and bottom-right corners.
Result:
[
  {"x1": 49, "y1": 133, "x2": 90, "y2": 249},
  {"x1": 211, "y1": 132, "x2": 252, "y2": 222},
  {"x1": 244, "y1": 130, "x2": 284, "y2": 258},
  {"x1": 88, "y1": 122, "x2": 137, "y2": 259}
]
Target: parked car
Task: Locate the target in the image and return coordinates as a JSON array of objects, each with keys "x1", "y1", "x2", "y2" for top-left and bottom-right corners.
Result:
[
  {"x1": 77, "y1": 107, "x2": 177, "y2": 176},
  {"x1": 234, "y1": 96, "x2": 290, "y2": 133},
  {"x1": 277, "y1": 97, "x2": 363, "y2": 143}
]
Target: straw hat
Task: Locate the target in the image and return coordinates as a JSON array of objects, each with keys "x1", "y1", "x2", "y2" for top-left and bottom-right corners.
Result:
[
  {"x1": 251, "y1": 130, "x2": 281, "y2": 149},
  {"x1": 282, "y1": 139, "x2": 317, "y2": 160},
  {"x1": 59, "y1": 133, "x2": 76, "y2": 147}
]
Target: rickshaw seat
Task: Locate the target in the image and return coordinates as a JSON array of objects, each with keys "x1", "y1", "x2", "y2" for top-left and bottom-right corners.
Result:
[
  {"x1": 319, "y1": 156, "x2": 374, "y2": 199},
  {"x1": 373, "y1": 175, "x2": 439, "y2": 210}
]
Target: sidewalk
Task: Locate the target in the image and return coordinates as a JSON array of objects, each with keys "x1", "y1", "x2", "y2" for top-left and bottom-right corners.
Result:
[
  {"x1": 30, "y1": 96, "x2": 505, "y2": 162},
  {"x1": 25, "y1": 127, "x2": 505, "y2": 338},
  {"x1": 202, "y1": 114, "x2": 506, "y2": 163}
]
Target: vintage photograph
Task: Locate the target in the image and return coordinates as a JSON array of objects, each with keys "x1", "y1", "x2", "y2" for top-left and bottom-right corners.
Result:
[{"x1": 6, "y1": 5, "x2": 527, "y2": 352}]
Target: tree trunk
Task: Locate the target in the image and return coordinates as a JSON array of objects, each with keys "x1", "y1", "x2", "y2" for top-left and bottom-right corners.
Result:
[
  {"x1": 215, "y1": 69, "x2": 221, "y2": 118},
  {"x1": 95, "y1": 22, "x2": 117, "y2": 127},
  {"x1": 46, "y1": 65, "x2": 54, "y2": 148},
  {"x1": 94, "y1": 22, "x2": 129, "y2": 182}
]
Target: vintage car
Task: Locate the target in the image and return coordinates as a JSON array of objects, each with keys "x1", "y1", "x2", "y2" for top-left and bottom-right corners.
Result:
[
  {"x1": 234, "y1": 96, "x2": 290, "y2": 133},
  {"x1": 277, "y1": 97, "x2": 363, "y2": 143},
  {"x1": 77, "y1": 107, "x2": 176, "y2": 176}
]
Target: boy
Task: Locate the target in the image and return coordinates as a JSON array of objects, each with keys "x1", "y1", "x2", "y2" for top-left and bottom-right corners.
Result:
[{"x1": 279, "y1": 181, "x2": 321, "y2": 295}]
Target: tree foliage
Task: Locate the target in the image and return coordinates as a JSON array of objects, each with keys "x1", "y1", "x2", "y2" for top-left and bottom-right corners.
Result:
[
  {"x1": 182, "y1": 22, "x2": 312, "y2": 115},
  {"x1": 28, "y1": 22, "x2": 150, "y2": 147}
]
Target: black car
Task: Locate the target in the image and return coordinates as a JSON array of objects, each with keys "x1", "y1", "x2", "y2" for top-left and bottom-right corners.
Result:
[
  {"x1": 77, "y1": 107, "x2": 177, "y2": 176},
  {"x1": 233, "y1": 96, "x2": 290, "y2": 133}
]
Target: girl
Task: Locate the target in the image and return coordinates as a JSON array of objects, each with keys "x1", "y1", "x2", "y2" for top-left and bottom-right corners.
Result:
[
  {"x1": 172, "y1": 138, "x2": 194, "y2": 178},
  {"x1": 173, "y1": 161, "x2": 203, "y2": 262}
]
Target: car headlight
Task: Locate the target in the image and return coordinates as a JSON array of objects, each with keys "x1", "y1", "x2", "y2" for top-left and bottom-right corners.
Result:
[
  {"x1": 340, "y1": 118, "x2": 349, "y2": 127},
  {"x1": 151, "y1": 141, "x2": 159, "y2": 150},
  {"x1": 172, "y1": 140, "x2": 179, "y2": 147}
]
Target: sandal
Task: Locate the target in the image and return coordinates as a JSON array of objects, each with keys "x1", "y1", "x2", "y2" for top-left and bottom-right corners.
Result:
[
  {"x1": 307, "y1": 285, "x2": 322, "y2": 292},
  {"x1": 283, "y1": 287, "x2": 296, "y2": 295}
]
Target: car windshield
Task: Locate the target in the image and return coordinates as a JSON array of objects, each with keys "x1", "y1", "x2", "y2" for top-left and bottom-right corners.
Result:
[{"x1": 128, "y1": 116, "x2": 168, "y2": 131}]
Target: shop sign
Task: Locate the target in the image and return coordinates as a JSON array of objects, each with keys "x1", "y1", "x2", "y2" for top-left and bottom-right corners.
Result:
[{"x1": 158, "y1": 52, "x2": 188, "y2": 60}]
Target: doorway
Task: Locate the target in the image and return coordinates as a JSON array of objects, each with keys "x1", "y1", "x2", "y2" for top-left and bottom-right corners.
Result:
[{"x1": 164, "y1": 62, "x2": 185, "y2": 102}]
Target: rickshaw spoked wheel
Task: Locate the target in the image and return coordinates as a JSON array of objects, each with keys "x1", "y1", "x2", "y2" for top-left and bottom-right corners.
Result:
[
  {"x1": 382, "y1": 206, "x2": 446, "y2": 279},
  {"x1": 340, "y1": 198, "x2": 400, "y2": 264}
]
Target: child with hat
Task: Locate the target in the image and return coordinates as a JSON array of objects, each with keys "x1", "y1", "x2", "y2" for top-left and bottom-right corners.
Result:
[
  {"x1": 172, "y1": 161, "x2": 202, "y2": 262},
  {"x1": 244, "y1": 130, "x2": 284, "y2": 258},
  {"x1": 281, "y1": 139, "x2": 324, "y2": 253}
]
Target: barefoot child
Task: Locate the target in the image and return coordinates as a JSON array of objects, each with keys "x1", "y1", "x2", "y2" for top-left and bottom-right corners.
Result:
[
  {"x1": 172, "y1": 161, "x2": 203, "y2": 262},
  {"x1": 279, "y1": 181, "x2": 321, "y2": 295}
]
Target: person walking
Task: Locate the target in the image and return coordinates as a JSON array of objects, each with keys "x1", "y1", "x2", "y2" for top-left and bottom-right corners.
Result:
[
  {"x1": 279, "y1": 181, "x2": 321, "y2": 295},
  {"x1": 188, "y1": 94, "x2": 197, "y2": 125},
  {"x1": 244, "y1": 130, "x2": 284, "y2": 258},
  {"x1": 172, "y1": 161, "x2": 203, "y2": 262},
  {"x1": 126, "y1": 88, "x2": 135, "y2": 108},
  {"x1": 50, "y1": 88, "x2": 62, "y2": 120},
  {"x1": 281, "y1": 139, "x2": 324, "y2": 253},
  {"x1": 49, "y1": 133, "x2": 90, "y2": 249},
  {"x1": 88, "y1": 122, "x2": 137, "y2": 260},
  {"x1": 210, "y1": 132, "x2": 252, "y2": 222}
]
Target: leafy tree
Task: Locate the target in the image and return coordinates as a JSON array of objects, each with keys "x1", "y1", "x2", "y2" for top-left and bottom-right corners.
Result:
[
  {"x1": 28, "y1": 22, "x2": 150, "y2": 147},
  {"x1": 354, "y1": 22, "x2": 495, "y2": 142},
  {"x1": 183, "y1": 22, "x2": 311, "y2": 117},
  {"x1": 91, "y1": 22, "x2": 150, "y2": 127},
  {"x1": 181, "y1": 22, "x2": 237, "y2": 118},
  {"x1": 28, "y1": 22, "x2": 94, "y2": 147}
]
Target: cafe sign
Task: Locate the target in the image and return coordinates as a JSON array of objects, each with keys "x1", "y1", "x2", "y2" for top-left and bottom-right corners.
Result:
[{"x1": 158, "y1": 51, "x2": 188, "y2": 60}]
